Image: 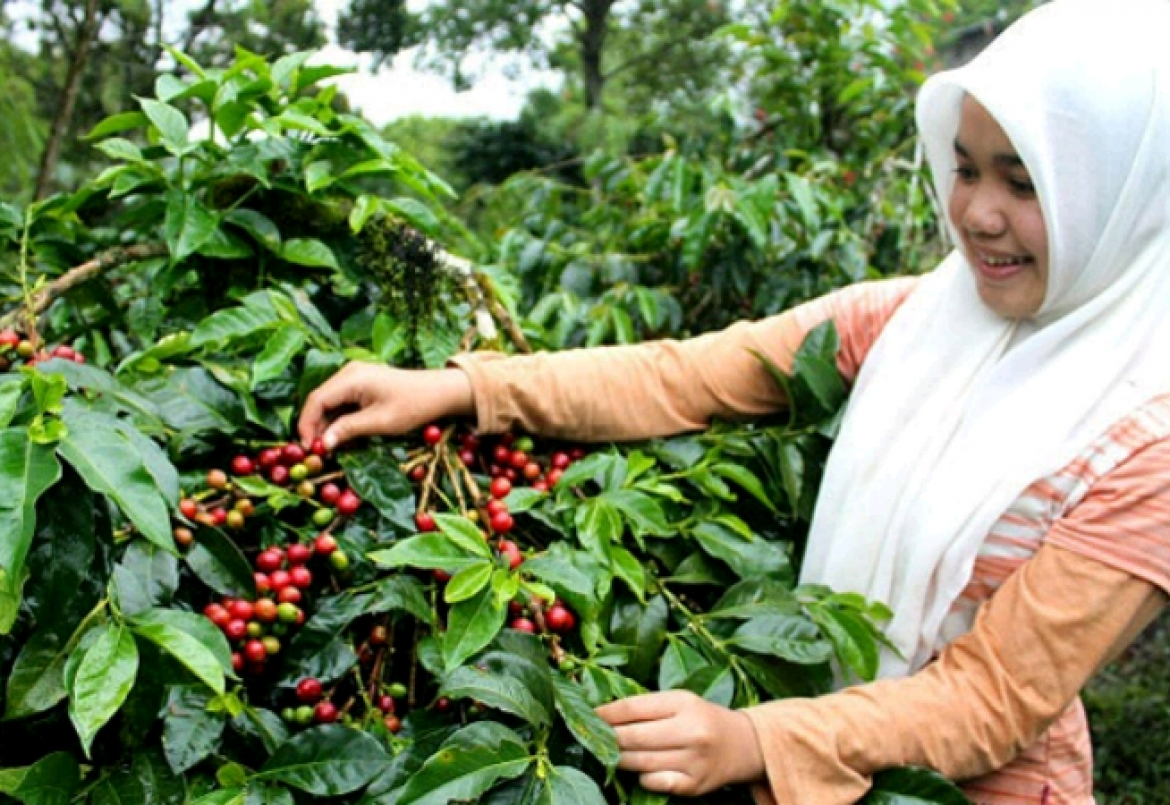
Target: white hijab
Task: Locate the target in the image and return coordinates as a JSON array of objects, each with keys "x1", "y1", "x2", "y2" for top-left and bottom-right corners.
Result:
[{"x1": 800, "y1": 0, "x2": 1170, "y2": 679}]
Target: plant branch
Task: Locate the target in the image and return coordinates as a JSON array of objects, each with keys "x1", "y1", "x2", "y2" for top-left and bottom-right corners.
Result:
[{"x1": 0, "y1": 243, "x2": 169, "y2": 331}]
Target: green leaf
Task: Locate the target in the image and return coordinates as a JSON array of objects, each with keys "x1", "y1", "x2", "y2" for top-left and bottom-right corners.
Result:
[
  {"x1": 690, "y1": 520, "x2": 790, "y2": 581},
  {"x1": 0, "y1": 430, "x2": 62, "y2": 633},
  {"x1": 349, "y1": 194, "x2": 381, "y2": 233},
  {"x1": 711, "y1": 463, "x2": 779, "y2": 513},
  {"x1": 785, "y1": 172, "x2": 820, "y2": 231},
  {"x1": 251, "y1": 325, "x2": 307, "y2": 388},
  {"x1": 726, "y1": 614, "x2": 832, "y2": 665},
  {"x1": 68, "y1": 622, "x2": 139, "y2": 757},
  {"x1": 382, "y1": 198, "x2": 440, "y2": 237},
  {"x1": 140, "y1": 98, "x2": 189, "y2": 153},
  {"x1": 85, "y1": 111, "x2": 150, "y2": 141},
  {"x1": 0, "y1": 752, "x2": 80, "y2": 805},
  {"x1": 574, "y1": 498, "x2": 621, "y2": 559},
  {"x1": 164, "y1": 191, "x2": 218, "y2": 262},
  {"x1": 440, "y1": 663, "x2": 551, "y2": 728},
  {"x1": 397, "y1": 722, "x2": 531, "y2": 805},
  {"x1": 281, "y1": 238, "x2": 339, "y2": 269},
  {"x1": 552, "y1": 676, "x2": 621, "y2": 768},
  {"x1": 862, "y1": 768, "x2": 973, "y2": 805},
  {"x1": 443, "y1": 584, "x2": 506, "y2": 671},
  {"x1": 57, "y1": 422, "x2": 171, "y2": 552},
  {"x1": 369, "y1": 534, "x2": 487, "y2": 575},
  {"x1": 113, "y1": 539, "x2": 179, "y2": 617},
  {"x1": 367, "y1": 575, "x2": 433, "y2": 624},
  {"x1": 604, "y1": 489, "x2": 671, "y2": 536},
  {"x1": 162, "y1": 686, "x2": 225, "y2": 774},
  {"x1": 337, "y1": 443, "x2": 415, "y2": 530},
  {"x1": 185, "y1": 523, "x2": 255, "y2": 598},
  {"x1": 609, "y1": 546, "x2": 646, "y2": 601},
  {"x1": 129, "y1": 608, "x2": 232, "y2": 693},
  {"x1": 189, "y1": 304, "x2": 281, "y2": 351},
  {"x1": 0, "y1": 377, "x2": 24, "y2": 428},
  {"x1": 225, "y1": 208, "x2": 282, "y2": 253},
  {"x1": 304, "y1": 160, "x2": 335, "y2": 194},
  {"x1": 539, "y1": 766, "x2": 608, "y2": 805},
  {"x1": 811, "y1": 606, "x2": 881, "y2": 682},
  {"x1": 435, "y1": 513, "x2": 493, "y2": 557},
  {"x1": 255, "y1": 724, "x2": 390, "y2": 795},
  {"x1": 94, "y1": 137, "x2": 145, "y2": 163},
  {"x1": 444, "y1": 560, "x2": 494, "y2": 604}
]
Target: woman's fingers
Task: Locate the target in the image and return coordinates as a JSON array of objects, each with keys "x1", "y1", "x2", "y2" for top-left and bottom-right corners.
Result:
[
  {"x1": 298, "y1": 363, "x2": 368, "y2": 446},
  {"x1": 596, "y1": 690, "x2": 692, "y2": 726},
  {"x1": 610, "y1": 719, "x2": 691, "y2": 752},
  {"x1": 615, "y1": 748, "x2": 692, "y2": 773}
]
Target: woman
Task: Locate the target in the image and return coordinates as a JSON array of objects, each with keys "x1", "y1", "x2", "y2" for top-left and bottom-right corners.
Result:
[{"x1": 298, "y1": 0, "x2": 1170, "y2": 801}]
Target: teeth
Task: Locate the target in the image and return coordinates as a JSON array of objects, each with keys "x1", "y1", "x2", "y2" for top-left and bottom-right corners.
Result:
[{"x1": 982, "y1": 255, "x2": 1022, "y2": 267}]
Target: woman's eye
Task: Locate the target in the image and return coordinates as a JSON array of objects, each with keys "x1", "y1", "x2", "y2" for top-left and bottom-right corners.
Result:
[
  {"x1": 953, "y1": 165, "x2": 977, "y2": 182},
  {"x1": 1009, "y1": 178, "x2": 1036, "y2": 195}
]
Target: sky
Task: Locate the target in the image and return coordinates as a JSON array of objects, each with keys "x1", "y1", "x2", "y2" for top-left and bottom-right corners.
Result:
[
  {"x1": 311, "y1": 0, "x2": 559, "y2": 124},
  {"x1": 6, "y1": 0, "x2": 555, "y2": 125}
]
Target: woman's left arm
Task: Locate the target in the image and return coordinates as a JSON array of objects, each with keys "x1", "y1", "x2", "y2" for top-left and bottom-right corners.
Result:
[{"x1": 597, "y1": 435, "x2": 1170, "y2": 803}]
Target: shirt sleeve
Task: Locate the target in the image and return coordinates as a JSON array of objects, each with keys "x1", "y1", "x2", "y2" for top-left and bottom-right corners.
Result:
[
  {"x1": 742, "y1": 546, "x2": 1165, "y2": 805},
  {"x1": 448, "y1": 277, "x2": 918, "y2": 442},
  {"x1": 1044, "y1": 435, "x2": 1170, "y2": 596}
]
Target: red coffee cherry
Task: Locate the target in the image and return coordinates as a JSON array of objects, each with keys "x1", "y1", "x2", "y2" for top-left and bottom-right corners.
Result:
[
  {"x1": 422, "y1": 424, "x2": 442, "y2": 445},
  {"x1": 415, "y1": 512, "x2": 436, "y2": 532},
  {"x1": 489, "y1": 477, "x2": 511, "y2": 499},
  {"x1": 310, "y1": 437, "x2": 329, "y2": 457},
  {"x1": 336, "y1": 490, "x2": 361, "y2": 516},
  {"x1": 319, "y1": 482, "x2": 342, "y2": 506},
  {"x1": 287, "y1": 543, "x2": 313, "y2": 565},
  {"x1": 314, "y1": 533, "x2": 338, "y2": 556},
  {"x1": 281, "y1": 443, "x2": 306, "y2": 465},
  {"x1": 230, "y1": 455, "x2": 255, "y2": 475},
  {"x1": 244, "y1": 640, "x2": 267, "y2": 664},
  {"x1": 313, "y1": 701, "x2": 338, "y2": 723},
  {"x1": 545, "y1": 602, "x2": 576, "y2": 633},
  {"x1": 510, "y1": 617, "x2": 536, "y2": 633},
  {"x1": 296, "y1": 677, "x2": 324, "y2": 703}
]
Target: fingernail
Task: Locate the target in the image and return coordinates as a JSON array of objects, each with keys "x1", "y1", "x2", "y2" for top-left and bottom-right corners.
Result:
[{"x1": 323, "y1": 430, "x2": 337, "y2": 451}]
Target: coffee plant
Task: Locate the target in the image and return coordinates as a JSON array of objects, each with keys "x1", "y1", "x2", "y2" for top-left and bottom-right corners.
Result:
[{"x1": 0, "y1": 46, "x2": 970, "y2": 805}]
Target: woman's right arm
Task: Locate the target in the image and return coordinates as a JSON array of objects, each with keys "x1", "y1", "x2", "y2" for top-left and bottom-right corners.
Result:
[{"x1": 298, "y1": 277, "x2": 919, "y2": 448}]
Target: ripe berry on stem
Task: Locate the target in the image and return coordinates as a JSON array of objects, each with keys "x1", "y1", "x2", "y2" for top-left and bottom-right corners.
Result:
[
  {"x1": 296, "y1": 677, "x2": 324, "y2": 703},
  {"x1": 422, "y1": 424, "x2": 442, "y2": 445}
]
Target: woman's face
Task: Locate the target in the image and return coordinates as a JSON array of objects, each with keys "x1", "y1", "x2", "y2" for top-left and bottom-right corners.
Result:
[{"x1": 948, "y1": 96, "x2": 1050, "y2": 319}]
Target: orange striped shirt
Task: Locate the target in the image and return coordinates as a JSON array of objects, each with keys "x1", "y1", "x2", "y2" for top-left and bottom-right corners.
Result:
[{"x1": 818, "y1": 277, "x2": 1170, "y2": 804}]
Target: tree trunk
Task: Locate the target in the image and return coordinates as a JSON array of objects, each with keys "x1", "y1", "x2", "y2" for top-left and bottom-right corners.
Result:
[
  {"x1": 33, "y1": 0, "x2": 102, "y2": 201},
  {"x1": 578, "y1": 0, "x2": 615, "y2": 110}
]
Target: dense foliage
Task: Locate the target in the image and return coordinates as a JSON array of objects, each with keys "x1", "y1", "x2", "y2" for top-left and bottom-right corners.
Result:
[{"x1": 0, "y1": 42, "x2": 977, "y2": 805}]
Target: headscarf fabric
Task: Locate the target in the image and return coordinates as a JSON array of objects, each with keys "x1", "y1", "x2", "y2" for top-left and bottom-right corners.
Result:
[{"x1": 800, "y1": 0, "x2": 1170, "y2": 679}]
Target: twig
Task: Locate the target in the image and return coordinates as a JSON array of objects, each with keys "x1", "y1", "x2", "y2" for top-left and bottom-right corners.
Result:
[{"x1": 0, "y1": 243, "x2": 169, "y2": 330}]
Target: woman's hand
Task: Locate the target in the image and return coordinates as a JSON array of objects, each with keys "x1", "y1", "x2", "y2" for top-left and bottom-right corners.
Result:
[
  {"x1": 596, "y1": 690, "x2": 766, "y2": 796},
  {"x1": 297, "y1": 362, "x2": 475, "y2": 451}
]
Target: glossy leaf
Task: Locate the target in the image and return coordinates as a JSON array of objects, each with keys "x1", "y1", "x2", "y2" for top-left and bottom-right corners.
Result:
[
  {"x1": 0, "y1": 430, "x2": 62, "y2": 633},
  {"x1": 442, "y1": 584, "x2": 506, "y2": 670},
  {"x1": 440, "y1": 663, "x2": 551, "y2": 727},
  {"x1": 57, "y1": 422, "x2": 171, "y2": 552},
  {"x1": 0, "y1": 752, "x2": 80, "y2": 805},
  {"x1": 255, "y1": 725, "x2": 390, "y2": 796},
  {"x1": 251, "y1": 325, "x2": 307, "y2": 388},
  {"x1": 185, "y1": 523, "x2": 255, "y2": 597},
  {"x1": 129, "y1": 608, "x2": 231, "y2": 693},
  {"x1": 397, "y1": 722, "x2": 531, "y2": 805},
  {"x1": 281, "y1": 238, "x2": 339, "y2": 269},
  {"x1": 161, "y1": 686, "x2": 225, "y2": 774},
  {"x1": 552, "y1": 676, "x2": 621, "y2": 768},
  {"x1": 68, "y1": 622, "x2": 139, "y2": 756}
]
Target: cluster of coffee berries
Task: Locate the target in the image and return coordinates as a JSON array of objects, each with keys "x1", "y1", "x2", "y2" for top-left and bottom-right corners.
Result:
[
  {"x1": 201, "y1": 534, "x2": 348, "y2": 676},
  {"x1": 0, "y1": 330, "x2": 85, "y2": 370},
  {"x1": 508, "y1": 596, "x2": 577, "y2": 636},
  {"x1": 281, "y1": 645, "x2": 413, "y2": 732},
  {"x1": 172, "y1": 438, "x2": 364, "y2": 547}
]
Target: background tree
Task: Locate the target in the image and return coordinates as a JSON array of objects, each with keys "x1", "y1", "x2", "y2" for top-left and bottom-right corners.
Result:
[
  {"x1": 8, "y1": 0, "x2": 326, "y2": 200},
  {"x1": 338, "y1": 0, "x2": 731, "y2": 113}
]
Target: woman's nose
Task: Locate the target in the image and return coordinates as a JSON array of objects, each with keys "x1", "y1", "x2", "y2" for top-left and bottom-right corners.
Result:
[{"x1": 961, "y1": 187, "x2": 1007, "y2": 238}]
